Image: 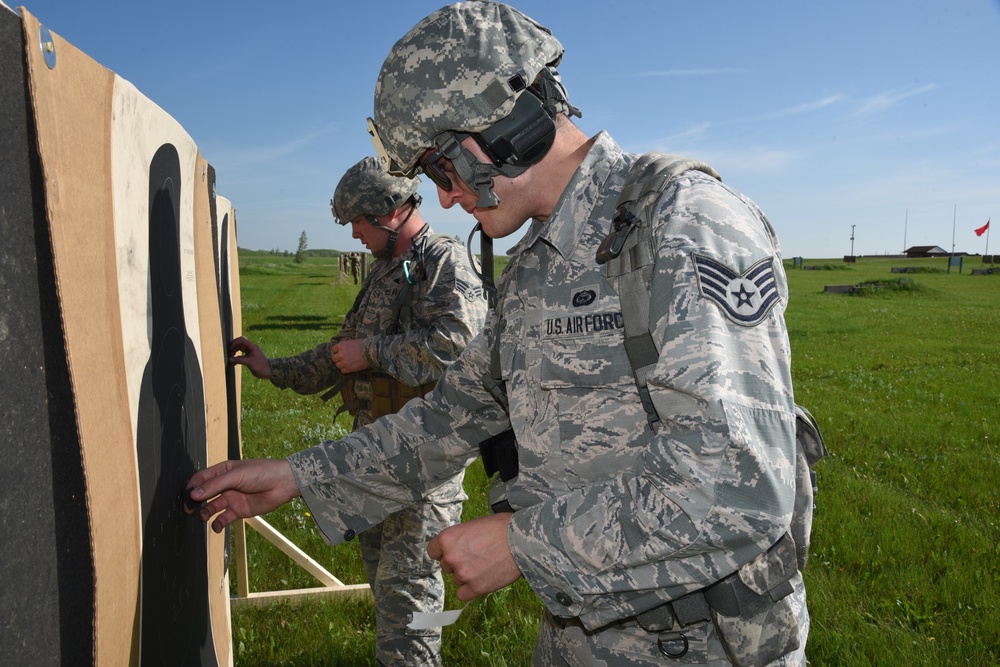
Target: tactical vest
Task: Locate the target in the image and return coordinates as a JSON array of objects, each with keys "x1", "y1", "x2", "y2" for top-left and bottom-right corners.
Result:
[
  {"x1": 324, "y1": 232, "x2": 453, "y2": 422},
  {"x1": 368, "y1": 372, "x2": 437, "y2": 420}
]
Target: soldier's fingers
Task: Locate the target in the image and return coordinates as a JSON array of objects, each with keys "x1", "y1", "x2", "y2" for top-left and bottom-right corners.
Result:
[
  {"x1": 427, "y1": 534, "x2": 444, "y2": 562},
  {"x1": 210, "y1": 507, "x2": 239, "y2": 534},
  {"x1": 187, "y1": 461, "x2": 226, "y2": 494},
  {"x1": 187, "y1": 460, "x2": 240, "y2": 503},
  {"x1": 230, "y1": 337, "x2": 261, "y2": 359},
  {"x1": 454, "y1": 582, "x2": 478, "y2": 602},
  {"x1": 196, "y1": 493, "x2": 229, "y2": 521}
]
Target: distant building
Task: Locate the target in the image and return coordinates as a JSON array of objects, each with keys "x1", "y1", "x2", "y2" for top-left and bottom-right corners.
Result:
[{"x1": 904, "y1": 245, "x2": 948, "y2": 258}]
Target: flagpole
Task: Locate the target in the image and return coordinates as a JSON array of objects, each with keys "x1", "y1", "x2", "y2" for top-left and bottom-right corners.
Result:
[
  {"x1": 976, "y1": 218, "x2": 991, "y2": 260},
  {"x1": 951, "y1": 204, "x2": 957, "y2": 256},
  {"x1": 903, "y1": 208, "x2": 908, "y2": 254}
]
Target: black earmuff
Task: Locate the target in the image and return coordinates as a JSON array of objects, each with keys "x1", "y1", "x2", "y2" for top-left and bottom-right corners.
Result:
[{"x1": 475, "y1": 89, "x2": 556, "y2": 168}]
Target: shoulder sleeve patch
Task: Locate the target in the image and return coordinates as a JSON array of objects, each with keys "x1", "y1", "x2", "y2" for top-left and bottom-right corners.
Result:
[
  {"x1": 692, "y1": 253, "x2": 780, "y2": 327},
  {"x1": 455, "y1": 277, "x2": 484, "y2": 301}
]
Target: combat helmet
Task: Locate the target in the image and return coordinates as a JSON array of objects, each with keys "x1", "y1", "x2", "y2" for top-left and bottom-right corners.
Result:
[
  {"x1": 368, "y1": 1, "x2": 580, "y2": 208},
  {"x1": 330, "y1": 156, "x2": 422, "y2": 257}
]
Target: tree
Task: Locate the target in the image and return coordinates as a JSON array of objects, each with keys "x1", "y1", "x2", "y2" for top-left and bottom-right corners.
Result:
[{"x1": 294, "y1": 231, "x2": 308, "y2": 263}]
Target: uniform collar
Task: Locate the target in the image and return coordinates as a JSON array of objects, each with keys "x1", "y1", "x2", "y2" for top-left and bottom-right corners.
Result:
[
  {"x1": 376, "y1": 223, "x2": 432, "y2": 267},
  {"x1": 508, "y1": 131, "x2": 631, "y2": 261}
]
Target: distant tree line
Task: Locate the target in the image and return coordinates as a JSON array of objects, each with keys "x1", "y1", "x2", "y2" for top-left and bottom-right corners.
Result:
[{"x1": 238, "y1": 247, "x2": 350, "y2": 258}]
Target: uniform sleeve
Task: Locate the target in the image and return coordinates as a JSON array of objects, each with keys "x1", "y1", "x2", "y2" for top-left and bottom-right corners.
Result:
[
  {"x1": 287, "y1": 318, "x2": 510, "y2": 544},
  {"x1": 269, "y1": 340, "x2": 342, "y2": 395},
  {"x1": 269, "y1": 284, "x2": 365, "y2": 394},
  {"x1": 361, "y1": 241, "x2": 487, "y2": 386},
  {"x1": 507, "y1": 172, "x2": 799, "y2": 629}
]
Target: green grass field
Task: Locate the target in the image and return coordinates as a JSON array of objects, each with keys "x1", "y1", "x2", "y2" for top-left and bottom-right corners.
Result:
[{"x1": 229, "y1": 253, "x2": 999, "y2": 666}]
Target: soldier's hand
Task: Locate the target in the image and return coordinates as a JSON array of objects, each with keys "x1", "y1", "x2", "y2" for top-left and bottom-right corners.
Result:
[
  {"x1": 331, "y1": 339, "x2": 369, "y2": 373},
  {"x1": 427, "y1": 513, "x2": 522, "y2": 601},
  {"x1": 185, "y1": 459, "x2": 300, "y2": 533},
  {"x1": 229, "y1": 336, "x2": 272, "y2": 379}
]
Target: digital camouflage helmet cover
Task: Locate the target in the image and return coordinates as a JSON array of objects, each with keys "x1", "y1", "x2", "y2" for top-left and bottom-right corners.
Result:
[
  {"x1": 331, "y1": 156, "x2": 421, "y2": 225},
  {"x1": 368, "y1": 2, "x2": 577, "y2": 207},
  {"x1": 331, "y1": 156, "x2": 422, "y2": 257}
]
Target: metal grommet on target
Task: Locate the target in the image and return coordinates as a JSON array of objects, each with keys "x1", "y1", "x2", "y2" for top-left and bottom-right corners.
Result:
[
  {"x1": 657, "y1": 632, "x2": 689, "y2": 659},
  {"x1": 39, "y1": 25, "x2": 56, "y2": 69}
]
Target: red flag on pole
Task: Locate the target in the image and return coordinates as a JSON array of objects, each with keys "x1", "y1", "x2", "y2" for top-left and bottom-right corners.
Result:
[{"x1": 975, "y1": 219, "x2": 990, "y2": 237}]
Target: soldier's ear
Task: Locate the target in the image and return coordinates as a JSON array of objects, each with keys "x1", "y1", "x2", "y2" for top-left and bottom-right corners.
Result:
[{"x1": 385, "y1": 206, "x2": 412, "y2": 229}]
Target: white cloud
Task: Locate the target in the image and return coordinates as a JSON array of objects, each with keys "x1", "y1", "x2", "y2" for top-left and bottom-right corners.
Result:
[
  {"x1": 773, "y1": 94, "x2": 843, "y2": 117},
  {"x1": 213, "y1": 125, "x2": 339, "y2": 170},
  {"x1": 852, "y1": 83, "x2": 938, "y2": 117}
]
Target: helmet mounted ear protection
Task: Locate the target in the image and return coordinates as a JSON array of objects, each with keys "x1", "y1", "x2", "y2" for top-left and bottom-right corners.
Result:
[
  {"x1": 417, "y1": 84, "x2": 559, "y2": 209},
  {"x1": 474, "y1": 80, "x2": 556, "y2": 169},
  {"x1": 372, "y1": 1, "x2": 576, "y2": 177}
]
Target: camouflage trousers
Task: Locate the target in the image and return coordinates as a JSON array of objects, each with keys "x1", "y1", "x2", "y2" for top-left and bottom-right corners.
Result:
[
  {"x1": 532, "y1": 573, "x2": 809, "y2": 666},
  {"x1": 358, "y1": 476, "x2": 465, "y2": 667}
]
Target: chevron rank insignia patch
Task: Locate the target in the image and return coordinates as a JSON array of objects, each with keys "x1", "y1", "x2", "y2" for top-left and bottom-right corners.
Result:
[
  {"x1": 692, "y1": 253, "x2": 780, "y2": 327},
  {"x1": 455, "y1": 277, "x2": 484, "y2": 302}
]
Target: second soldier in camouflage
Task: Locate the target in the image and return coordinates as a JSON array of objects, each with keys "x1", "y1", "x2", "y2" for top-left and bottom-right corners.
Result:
[{"x1": 228, "y1": 157, "x2": 486, "y2": 666}]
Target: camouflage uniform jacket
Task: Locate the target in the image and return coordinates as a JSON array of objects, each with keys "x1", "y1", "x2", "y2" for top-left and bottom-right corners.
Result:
[
  {"x1": 289, "y1": 132, "x2": 800, "y2": 631},
  {"x1": 270, "y1": 225, "x2": 486, "y2": 419}
]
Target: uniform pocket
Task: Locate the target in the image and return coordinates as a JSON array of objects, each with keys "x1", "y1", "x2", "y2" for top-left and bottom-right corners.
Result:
[{"x1": 539, "y1": 321, "x2": 633, "y2": 389}]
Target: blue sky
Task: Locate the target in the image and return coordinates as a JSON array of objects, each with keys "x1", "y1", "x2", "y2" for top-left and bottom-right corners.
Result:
[{"x1": 16, "y1": 0, "x2": 1000, "y2": 259}]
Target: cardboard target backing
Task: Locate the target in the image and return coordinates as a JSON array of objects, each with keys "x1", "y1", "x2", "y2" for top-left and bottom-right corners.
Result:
[
  {"x1": 6, "y1": 7, "x2": 239, "y2": 665},
  {"x1": 0, "y1": 5, "x2": 93, "y2": 665}
]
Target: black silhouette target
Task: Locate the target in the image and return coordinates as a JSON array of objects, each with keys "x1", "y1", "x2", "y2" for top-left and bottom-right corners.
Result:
[
  {"x1": 136, "y1": 143, "x2": 218, "y2": 666},
  {"x1": 207, "y1": 166, "x2": 237, "y2": 572},
  {"x1": 220, "y1": 209, "x2": 241, "y2": 462},
  {"x1": 207, "y1": 165, "x2": 240, "y2": 464}
]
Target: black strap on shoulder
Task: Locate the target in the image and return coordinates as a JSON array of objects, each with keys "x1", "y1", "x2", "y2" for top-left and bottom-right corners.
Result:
[
  {"x1": 467, "y1": 222, "x2": 497, "y2": 310},
  {"x1": 600, "y1": 153, "x2": 720, "y2": 433},
  {"x1": 386, "y1": 227, "x2": 451, "y2": 334},
  {"x1": 597, "y1": 154, "x2": 720, "y2": 265},
  {"x1": 599, "y1": 151, "x2": 828, "y2": 461}
]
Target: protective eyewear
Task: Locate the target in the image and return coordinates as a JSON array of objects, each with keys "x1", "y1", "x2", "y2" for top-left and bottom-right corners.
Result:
[
  {"x1": 417, "y1": 134, "x2": 467, "y2": 192},
  {"x1": 367, "y1": 116, "x2": 467, "y2": 192}
]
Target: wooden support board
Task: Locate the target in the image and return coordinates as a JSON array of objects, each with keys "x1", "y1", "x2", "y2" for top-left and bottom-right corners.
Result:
[{"x1": 230, "y1": 518, "x2": 372, "y2": 610}]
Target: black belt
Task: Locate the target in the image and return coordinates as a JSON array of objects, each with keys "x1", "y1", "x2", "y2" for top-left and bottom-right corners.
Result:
[{"x1": 624, "y1": 533, "x2": 798, "y2": 632}]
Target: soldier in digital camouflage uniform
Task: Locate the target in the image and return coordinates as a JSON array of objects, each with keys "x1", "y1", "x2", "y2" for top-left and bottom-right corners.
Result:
[
  {"x1": 350, "y1": 252, "x2": 361, "y2": 284},
  {"x1": 190, "y1": 3, "x2": 810, "y2": 665},
  {"x1": 227, "y1": 156, "x2": 487, "y2": 666}
]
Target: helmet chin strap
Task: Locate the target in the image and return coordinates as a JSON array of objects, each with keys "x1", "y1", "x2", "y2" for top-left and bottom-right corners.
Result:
[
  {"x1": 440, "y1": 71, "x2": 575, "y2": 209},
  {"x1": 366, "y1": 201, "x2": 418, "y2": 258},
  {"x1": 441, "y1": 133, "x2": 529, "y2": 209}
]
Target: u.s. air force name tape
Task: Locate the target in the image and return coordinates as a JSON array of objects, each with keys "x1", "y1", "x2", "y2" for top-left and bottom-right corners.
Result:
[{"x1": 407, "y1": 607, "x2": 465, "y2": 630}]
